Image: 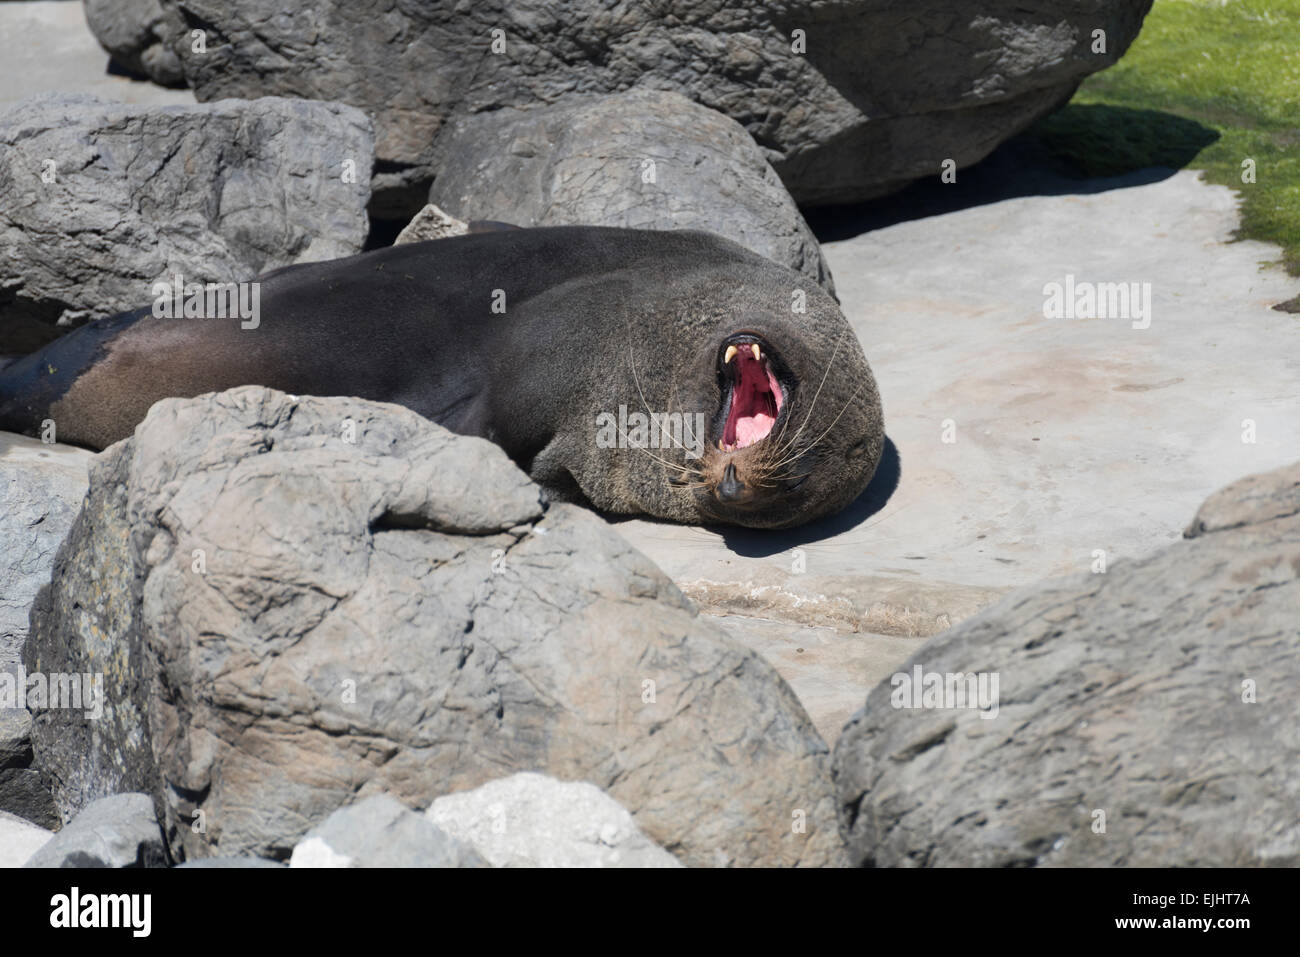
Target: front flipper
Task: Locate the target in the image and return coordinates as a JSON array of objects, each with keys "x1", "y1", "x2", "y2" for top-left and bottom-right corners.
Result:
[{"x1": 527, "y1": 436, "x2": 596, "y2": 508}]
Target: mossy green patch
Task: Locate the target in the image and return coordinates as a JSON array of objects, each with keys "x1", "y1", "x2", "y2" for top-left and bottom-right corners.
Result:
[{"x1": 1026, "y1": 0, "x2": 1300, "y2": 273}]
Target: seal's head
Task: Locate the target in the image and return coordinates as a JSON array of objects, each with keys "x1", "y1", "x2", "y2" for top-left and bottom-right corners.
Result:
[
  {"x1": 534, "y1": 228, "x2": 883, "y2": 529},
  {"x1": 674, "y1": 316, "x2": 882, "y2": 529},
  {"x1": 596, "y1": 247, "x2": 883, "y2": 530}
]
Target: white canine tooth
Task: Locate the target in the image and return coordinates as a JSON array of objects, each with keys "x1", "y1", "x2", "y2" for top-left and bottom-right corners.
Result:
[
  {"x1": 751, "y1": 343, "x2": 761, "y2": 361},
  {"x1": 724, "y1": 345, "x2": 738, "y2": 364}
]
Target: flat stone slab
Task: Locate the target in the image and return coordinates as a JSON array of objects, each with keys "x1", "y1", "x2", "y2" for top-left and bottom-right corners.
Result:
[{"x1": 708, "y1": 616, "x2": 919, "y2": 746}]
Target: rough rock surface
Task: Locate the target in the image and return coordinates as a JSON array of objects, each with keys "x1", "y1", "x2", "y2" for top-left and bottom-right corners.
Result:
[
  {"x1": 290, "y1": 795, "x2": 487, "y2": 868},
  {"x1": 25, "y1": 386, "x2": 841, "y2": 867},
  {"x1": 833, "y1": 461, "x2": 1300, "y2": 867},
  {"x1": 134, "y1": 0, "x2": 1150, "y2": 214},
  {"x1": 428, "y1": 89, "x2": 833, "y2": 293},
  {"x1": 1184, "y1": 464, "x2": 1300, "y2": 539},
  {"x1": 393, "y1": 204, "x2": 469, "y2": 246},
  {"x1": 1, "y1": 432, "x2": 92, "y2": 828},
  {"x1": 83, "y1": 0, "x2": 187, "y2": 86},
  {"x1": 24, "y1": 792, "x2": 166, "y2": 868},
  {"x1": 0, "y1": 93, "x2": 372, "y2": 350},
  {"x1": 1, "y1": 433, "x2": 91, "y2": 677},
  {"x1": 0, "y1": 809, "x2": 52, "y2": 868},
  {"x1": 427, "y1": 772, "x2": 681, "y2": 868}
]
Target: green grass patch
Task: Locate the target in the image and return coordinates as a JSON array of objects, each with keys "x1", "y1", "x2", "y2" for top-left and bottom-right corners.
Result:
[{"x1": 1026, "y1": 0, "x2": 1300, "y2": 274}]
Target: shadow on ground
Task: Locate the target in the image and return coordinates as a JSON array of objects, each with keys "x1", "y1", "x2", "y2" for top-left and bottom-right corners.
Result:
[
  {"x1": 807, "y1": 105, "x2": 1220, "y2": 242},
  {"x1": 712, "y1": 436, "x2": 901, "y2": 558}
]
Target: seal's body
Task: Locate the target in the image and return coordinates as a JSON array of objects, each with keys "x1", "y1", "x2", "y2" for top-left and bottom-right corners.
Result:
[{"x1": 0, "y1": 227, "x2": 883, "y2": 528}]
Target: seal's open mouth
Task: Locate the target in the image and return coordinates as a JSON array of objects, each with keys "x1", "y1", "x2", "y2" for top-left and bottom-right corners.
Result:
[{"x1": 718, "y1": 334, "x2": 785, "y2": 451}]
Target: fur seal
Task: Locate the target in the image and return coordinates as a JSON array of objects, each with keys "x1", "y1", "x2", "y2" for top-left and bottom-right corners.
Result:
[{"x1": 0, "y1": 226, "x2": 883, "y2": 528}]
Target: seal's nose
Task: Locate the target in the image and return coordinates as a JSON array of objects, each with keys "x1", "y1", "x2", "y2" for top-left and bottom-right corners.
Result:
[{"x1": 716, "y1": 463, "x2": 746, "y2": 503}]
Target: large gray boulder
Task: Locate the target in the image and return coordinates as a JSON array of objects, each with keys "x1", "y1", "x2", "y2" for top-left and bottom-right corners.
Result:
[
  {"x1": 25, "y1": 386, "x2": 842, "y2": 867},
  {"x1": 0, "y1": 93, "x2": 372, "y2": 351},
  {"x1": 428, "y1": 89, "x2": 833, "y2": 294},
  {"x1": 426, "y1": 772, "x2": 681, "y2": 868},
  {"x1": 24, "y1": 792, "x2": 166, "y2": 868},
  {"x1": 833, "y1": 461, "x2": 1300, "y2": 867},
  {"x1": 83, "y1": 0, "x2": 187, "y2": 86},
  {"x1": 1, "y1": 432, "x2": 92, "y2": 828},
  {"x1": 118, "y1": 0, "x2": 1151, "y2": 215}
]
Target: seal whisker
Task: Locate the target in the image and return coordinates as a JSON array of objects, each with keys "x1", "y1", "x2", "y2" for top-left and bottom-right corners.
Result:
[
  {"x1": 766, "y1": 327, "x2": 850, "y2": 464},
  {"x1": 607, "y1": 402, "x2": 701, "y2": 476},
  {"x1": 617, "y1": 434, "x2": 696, "y2": 474},
  {"x1": 765, "y1": 380, "x2": 867, "y2": 474},
  {"x1": 625, "y1": 321, "x2": 698, "y2": 459},
  {"x1": 671, "y1": 479, "x2": 712, "y2": 492}
]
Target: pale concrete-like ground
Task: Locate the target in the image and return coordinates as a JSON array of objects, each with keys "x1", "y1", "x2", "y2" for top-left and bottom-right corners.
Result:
[
  {"x1": 3, "y1": 2, "x2": 1298, "y2": 744},
  {"x1": 0, "y1": 1, "x2": 193, "y2": 109}
]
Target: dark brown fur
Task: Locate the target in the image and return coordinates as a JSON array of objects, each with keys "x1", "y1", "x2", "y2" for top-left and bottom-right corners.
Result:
[{"x1": 0, "y1": 227, "x2": 883, "y2": 528}]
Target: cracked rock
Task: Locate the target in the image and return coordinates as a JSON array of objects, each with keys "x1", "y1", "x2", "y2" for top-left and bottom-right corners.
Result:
[
  {"x1": 115, "y1": 0, "x2": 1151, "y2": 215},
  {"x1": 0, "y1": 93, "x2": 372, "y2": 351},
  {"x1": 25, "y1": 386, "x2": 842, "y2": 867}
]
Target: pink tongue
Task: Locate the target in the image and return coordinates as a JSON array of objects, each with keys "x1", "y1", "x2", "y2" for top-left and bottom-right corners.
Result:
[{"x1": 735, "y1": 413, "x2": 776, "y2": 447}]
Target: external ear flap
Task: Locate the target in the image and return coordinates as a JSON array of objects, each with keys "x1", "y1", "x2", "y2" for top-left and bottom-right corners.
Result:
[{"x1": 847, "y1": 438, "x2": 870, "y2": 459}]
